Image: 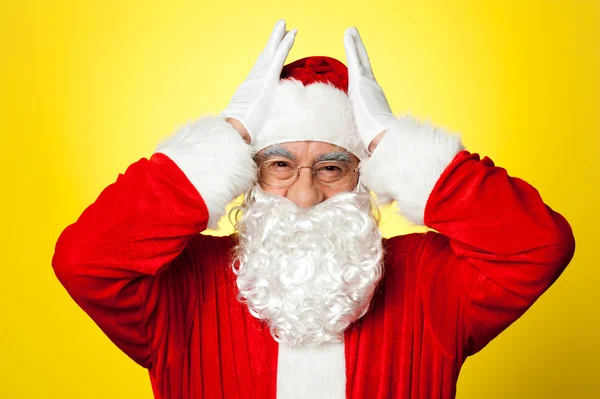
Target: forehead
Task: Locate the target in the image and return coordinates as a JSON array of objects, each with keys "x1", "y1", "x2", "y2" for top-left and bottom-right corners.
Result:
[{"x1": 260, "y1": 141, "x2": 358, "y2": 162}]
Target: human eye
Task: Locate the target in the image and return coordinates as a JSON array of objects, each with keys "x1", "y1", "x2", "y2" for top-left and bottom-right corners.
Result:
[
  {"x1": 264, "y1": 159, "x2": 295, "y2": 179},
  {"x1": 315, "y1": 161, "x2": 346, "y2": 182},
  {"x1": 273, "y1": 160, "x2": 291, "y2": 168},
  {"x1": 322, "y1": 165, "x2": 343, "y2": 172},
  {"x1": 268, "y1": 159, "x2": 293, "y2": 170}
]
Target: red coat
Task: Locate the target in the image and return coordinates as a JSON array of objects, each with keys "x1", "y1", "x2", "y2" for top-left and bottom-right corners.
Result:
[{"x1": 52, "y1": 149, "x2": 575, "y2": 399}]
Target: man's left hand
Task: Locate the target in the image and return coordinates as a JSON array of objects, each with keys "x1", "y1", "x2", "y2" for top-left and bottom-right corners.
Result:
[{"x1": 344, "y1": 27, "x2": 395, "y2": 154}]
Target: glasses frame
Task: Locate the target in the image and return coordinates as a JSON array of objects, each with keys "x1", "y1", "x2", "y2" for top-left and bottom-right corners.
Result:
[{"x1": 258, "y1": 158, "x2": 359, "y2": 189}]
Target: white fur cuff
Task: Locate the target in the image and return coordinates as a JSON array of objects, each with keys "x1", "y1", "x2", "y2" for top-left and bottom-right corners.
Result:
[
  {"x1": 360, "y1": 116, "x2": 464, "y2": 225},
  {"x1": 155, "y1": 117, "x2": 257, "y2": 229}
]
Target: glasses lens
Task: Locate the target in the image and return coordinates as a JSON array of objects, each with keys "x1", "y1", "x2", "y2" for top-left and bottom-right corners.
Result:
[
  {"x1": 259, "y1": 158, "x2": 298, "y2": 187},
  {"x1": 314, "y1": 161, "x2": 354, "y2": 187}
]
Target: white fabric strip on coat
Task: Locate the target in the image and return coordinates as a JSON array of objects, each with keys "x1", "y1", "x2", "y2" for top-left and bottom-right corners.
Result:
[{"x1": 276, "y1": 339, "x2": 346, "y2": 399}]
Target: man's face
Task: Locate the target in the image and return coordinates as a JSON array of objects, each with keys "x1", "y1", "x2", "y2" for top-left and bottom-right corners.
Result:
[
  {"x1": 255, "y1": 141, "x2": 360, "y2": 208},
  {"x1": 233, "y1": 142, "x2": 382, "y2": 346}
]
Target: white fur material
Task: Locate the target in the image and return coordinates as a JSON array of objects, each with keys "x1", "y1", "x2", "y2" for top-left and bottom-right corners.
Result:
[
  {"x1": 277, "y1": 341, "x2": 346, "y2": 399},
  {"x1": 155, "y1": 117, "x2": 257, "y2": 229},
  {"x1": 360, "y1": 116, "x2": 465, "y2": 225},
  {"x1": 232, "y1": 186, "x2": 383, "y2": 346},
  {"x1": 254, "y1": 79, "x2": 369, "y2": 160}
]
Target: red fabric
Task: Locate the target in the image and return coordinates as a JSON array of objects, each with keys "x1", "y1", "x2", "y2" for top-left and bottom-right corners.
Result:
[
  {"x1": 53, "y1": 150, "x2": 575, "y2": 398},
  {"x1": 280, "y1": 56, "x2": 349, "y2": 92}
]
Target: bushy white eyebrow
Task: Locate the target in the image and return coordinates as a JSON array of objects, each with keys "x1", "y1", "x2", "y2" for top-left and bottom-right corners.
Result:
[
  {"x1": 263, "y1": 145, "x2": 296, "y2": 159},
  {"x1": 262, "y1": 146, "x2": 351, "y2": 163},
  {"x1": 315, "y1": 152, "x2": 351, "y2": 163}
]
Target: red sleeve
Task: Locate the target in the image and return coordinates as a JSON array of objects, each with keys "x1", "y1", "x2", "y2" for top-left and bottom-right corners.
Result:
[
  {"x1": 52, "y1": 152, "x2": 209, "y2": 368},
  {"x1": 419, "y1": 150, "x2": 575, "y2": 356}
]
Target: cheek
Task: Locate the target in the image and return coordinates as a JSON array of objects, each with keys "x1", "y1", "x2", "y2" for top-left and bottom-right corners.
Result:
[
  {"x1": 322, "y1": 173, "x2": 359, "y2": 199},
  {"x1": 259, "y1": 182, "x2": 289, "y2": 197},
  {"x1": 321, "y1": 186, "x2": 352, "y2": 200},
  {"x1": 258, "y1": 181, "x2": 356, "y2": 202}
]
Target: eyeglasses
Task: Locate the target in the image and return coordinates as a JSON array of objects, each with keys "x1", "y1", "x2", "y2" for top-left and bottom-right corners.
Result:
[{"x1": 258, "y1": 157, "x2": 359, "y2": 188}]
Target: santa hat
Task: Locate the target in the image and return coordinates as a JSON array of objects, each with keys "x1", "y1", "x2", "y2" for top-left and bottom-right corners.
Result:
[{"x1": 254, "y1": 56, "x2": 368, "y2": 160}]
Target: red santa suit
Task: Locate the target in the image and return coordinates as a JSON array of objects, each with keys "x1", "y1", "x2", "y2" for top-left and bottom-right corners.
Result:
[{"x1": 52, "y1": 53, "x2": 574, "y2": 399}]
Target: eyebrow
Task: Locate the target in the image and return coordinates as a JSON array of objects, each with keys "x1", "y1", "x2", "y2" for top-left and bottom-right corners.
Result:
[
  {"x1": 261, "y1": 146, "x2": 352, "y2": 163},
  {"x1": 263, "y1": 145, "x2": 296, "y2": 159},
  {"x1": 315, "y1": 152, "x2": 351, "y2": 163}
]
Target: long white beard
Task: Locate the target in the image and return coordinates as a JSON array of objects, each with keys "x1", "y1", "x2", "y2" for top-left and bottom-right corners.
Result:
[{"x1": 232, "y1": 185, "x2": 384, "y2": 347}]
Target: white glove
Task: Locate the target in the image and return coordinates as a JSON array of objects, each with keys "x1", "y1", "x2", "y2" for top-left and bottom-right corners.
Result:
[
  {"x1": 344, "y1": 27, "x2": 396, "y2": 150},
  {"x1": 221, "y1": 20, "x2": 297, "y2": 143}
]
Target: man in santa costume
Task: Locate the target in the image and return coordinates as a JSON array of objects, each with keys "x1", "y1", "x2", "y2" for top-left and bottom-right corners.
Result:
[{"x1": 52, "y1": 20, "x2": 575, "y2": 399}]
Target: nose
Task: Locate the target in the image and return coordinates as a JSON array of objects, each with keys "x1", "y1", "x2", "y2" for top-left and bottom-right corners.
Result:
[{"x1": 286, "y1": 167, "x2": 324, "y2": 208}]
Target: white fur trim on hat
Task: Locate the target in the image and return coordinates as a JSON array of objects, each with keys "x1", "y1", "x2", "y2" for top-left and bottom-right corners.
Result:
[{"x1": 254, "y1": 79, "x2": 368, "y2": 160}]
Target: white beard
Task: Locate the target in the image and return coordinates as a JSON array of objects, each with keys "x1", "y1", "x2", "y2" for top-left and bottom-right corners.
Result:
[{"x1": 232, "y1": 185, "x2": 384, "y2": 347}]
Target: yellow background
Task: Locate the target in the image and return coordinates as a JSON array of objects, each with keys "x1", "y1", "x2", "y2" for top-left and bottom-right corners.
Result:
[{"x1": 1, "y1": 0, "x2": 598, "y2": 398}]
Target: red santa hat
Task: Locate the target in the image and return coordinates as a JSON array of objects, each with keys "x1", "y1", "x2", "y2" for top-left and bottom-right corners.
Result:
[{"x1": 253, "y1": 56, "x2": 368, "y2": 160}]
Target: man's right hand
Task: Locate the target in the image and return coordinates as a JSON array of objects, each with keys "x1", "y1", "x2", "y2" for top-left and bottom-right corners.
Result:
[{"x1": 221, "y1": 19, "x2": 297, "y2": 144}]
